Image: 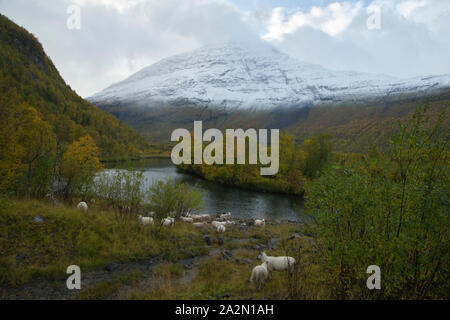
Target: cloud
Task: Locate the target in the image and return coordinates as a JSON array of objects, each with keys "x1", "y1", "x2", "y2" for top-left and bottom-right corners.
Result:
[
  {"x1": 262, "y1": 1, "x2": 364, "y2": 40},
  {"x1": 0, "y1": 0, "x2": 448, "y2": 97},
  {"x1": 261, "y1": 0, "x2": 450, "y2": 78},
  {"x1": 0, "y1": 0, "x2": 259, "y2": 97}
]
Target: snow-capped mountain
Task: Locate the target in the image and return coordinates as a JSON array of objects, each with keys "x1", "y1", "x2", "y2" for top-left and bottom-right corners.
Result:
[{"x1": 89, "y1": 42, "x2": 450, "y2": 109}]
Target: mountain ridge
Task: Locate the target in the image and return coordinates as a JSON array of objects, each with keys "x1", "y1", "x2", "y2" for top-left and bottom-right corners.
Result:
[{"x1": 89, "y1": 42, "x2": 450, "y2": 109}]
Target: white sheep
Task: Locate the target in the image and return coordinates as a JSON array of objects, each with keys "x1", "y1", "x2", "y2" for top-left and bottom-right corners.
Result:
[
  {"x1": 162, "y1": 217, "x2": 175, "y2": 227},
  {"x1": 212, "y1": 221, "x2": 226, "y2": 228},
  {"x1": 77, "y1": 202, "x2": 88, "y2": 213},
  {"x1": 219, "y1": 212, "x2": 231, "y2": 220},
  {"x1": 258, "y1": 251, "x2": 295, "y2": 275},
  {"x1": 138, "y1": 215, "x2": 154, "y2": 225},
  {"x1": 254, "y1": 219, "x2": 266, "y2": 227},
  {"x1": 188, "y1": 214, "x2": 204, "y2": 221},
  {"x1": 180, "y1": 216, "x2": 194, "y2": 223},
  {"x1": 193, "y1": 222, "x2": 205, "y2": 228},
  {"x1": 217, "y1": 224, "x2": 226, "y2": 233},
  {"x1": 250, "y1": 262, "x2": 269, "y2": 290}
]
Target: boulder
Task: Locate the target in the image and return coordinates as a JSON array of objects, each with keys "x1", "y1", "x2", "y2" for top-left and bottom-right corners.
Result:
[
  {"x1": 105, "y1": 262, "x2": 119, "y2": 272},
  {"x1": 203, "y1": 235, "x2": 211, "y2": 246},
  {"x1": 33, "y1": 216, "x2": 44, "y2": 223}
]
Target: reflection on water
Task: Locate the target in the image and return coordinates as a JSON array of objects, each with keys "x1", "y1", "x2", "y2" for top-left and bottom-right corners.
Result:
[{"x1": 106, "y1": 158, "x2": 304, "y2": 221}]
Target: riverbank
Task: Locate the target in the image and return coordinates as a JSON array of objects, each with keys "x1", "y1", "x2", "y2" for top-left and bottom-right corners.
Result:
[
  {"x1": 177, "y1": 164, "x2": 305, "y2": 197},
  {"x1": 0, "y1": 198, "x2": 317, "y2": 300},
  {"x1": 101, "y1": 153, "x2": 171, "y2": 164},
  {"x1": 99, "y1": 161, "x2": 304, "y2": 221}
]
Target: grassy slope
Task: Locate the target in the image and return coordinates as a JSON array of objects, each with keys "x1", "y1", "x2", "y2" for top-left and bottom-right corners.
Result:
[
  {"x1": 0, "y1": 199, "x2": 207, "y2": 287},
  {"x1": 0, "y1": 14, "x2": 149, "y2": 158},
  {"x1": 0, "y1": 199, "x2": 312, "y2": 300}
]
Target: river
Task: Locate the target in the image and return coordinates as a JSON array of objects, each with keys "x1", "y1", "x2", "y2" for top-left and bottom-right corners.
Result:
[{"x1": 107, "y1": 158, "x2": 304, "y2": 221}]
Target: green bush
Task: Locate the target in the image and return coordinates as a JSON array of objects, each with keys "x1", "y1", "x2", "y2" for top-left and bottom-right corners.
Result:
[
  {"x1": 95, "y1": 169, "x2": 146, "y2": 217},
  {"x1": 147, "y1": 177, "x2": 204, "y2": 218},
  {"x1": 305, "y1": 104, "x2": 449, "y2": 299}
]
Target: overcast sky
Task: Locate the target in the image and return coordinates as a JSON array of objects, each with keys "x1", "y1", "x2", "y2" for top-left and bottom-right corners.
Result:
[{"x1": 0, "y1": 0, "x2": 449, "y2": 97}]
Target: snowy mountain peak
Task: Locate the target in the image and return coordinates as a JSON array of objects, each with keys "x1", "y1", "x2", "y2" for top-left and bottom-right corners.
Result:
[{"x1": 89, "y1": 42, "x2": 450, "y2": 109}]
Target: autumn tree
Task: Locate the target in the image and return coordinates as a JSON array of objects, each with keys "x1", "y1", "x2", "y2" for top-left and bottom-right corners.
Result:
[
  {"x1": 18, "y1": 105, "x2": 56, "y2": 197},
  {"x1": 302, "y1": 134, "x2": 333, "y2": 179},
  {"x1": 0, "y1": 91, "x2": 56, "y2": 196},
  {"x1": 0, "y1": 93, "x2": 24, "y2": 193},
  {"x1": 61, "y1": 135, "x2": 103, "y2": 200}
]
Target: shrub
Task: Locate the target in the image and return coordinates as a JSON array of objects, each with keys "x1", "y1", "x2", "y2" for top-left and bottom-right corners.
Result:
[
  {"x1": 305, "y1": 104, "x2": 449, "y2": 299},
  {"x1": 95, "y1": 168, "x2": 146, "y2": 218},
  {"x1": 147, "y1": 177, "x2": 203, "y2": 218}
]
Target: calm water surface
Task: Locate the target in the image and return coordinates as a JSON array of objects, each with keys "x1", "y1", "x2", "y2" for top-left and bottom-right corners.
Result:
[{"x1": 108, "y1": 158, "x2": 304, "y2": 221}]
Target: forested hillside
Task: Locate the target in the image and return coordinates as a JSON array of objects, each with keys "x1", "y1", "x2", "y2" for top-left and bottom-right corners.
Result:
[
  {"x1": 96, "y1": 92, "x2": 450, "y2": 153},
  {"x1": 288, "y1": 94, "x2": 450, "y2": 152},
  {"x1": 0, "y1": 14, "x2": 148, "y2": 156},
  {"x1": 0, "y1": 14, "x2": 148, "y2": 195}
]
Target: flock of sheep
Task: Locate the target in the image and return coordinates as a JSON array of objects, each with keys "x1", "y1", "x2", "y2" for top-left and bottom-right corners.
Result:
[{"x1": 76, "y1": 201, "x2": 295, "y2": 290}]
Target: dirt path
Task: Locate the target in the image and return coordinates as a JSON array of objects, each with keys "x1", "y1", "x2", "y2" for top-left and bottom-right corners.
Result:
[
  {"x1": 1, "y1": 248, "x2": 228, "y2": 300},
  {"x1": 1, "y1": 227, "x2": 287, "y2": 300}
]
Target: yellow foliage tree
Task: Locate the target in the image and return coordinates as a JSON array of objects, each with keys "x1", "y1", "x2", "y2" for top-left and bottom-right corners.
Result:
[
  {"x1": 0, "y1": 99, "x2": 56, "y2": 195},
  {"x1": 61, "y1": 135, "x2": 103, "y2": 199},
  {"x1": 18, "y1": 105, "x2": 56, "y2": 197}
]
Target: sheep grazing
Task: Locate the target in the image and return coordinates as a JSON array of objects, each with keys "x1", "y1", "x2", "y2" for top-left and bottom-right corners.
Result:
[
  {"x1": 250, "y1": 262, "x2": 269, "y2": 290},
  {"x1": 77, "y1": 202, "x2": 88, "y2": 213},
  {"x1": 258, "y1": 251, "x2": 296, "y2": 274},
  {"x1": 193, "y1": 222, "x2": 205, "y2": 228},
  {"x1": 162, "y1": 217, "x2": 175, "y2": 227},
  {"x1": 212, "y1": 221, "x2": 226, "y2": 228},
  {"x1": 180, "y1": 216, "x2": 194, "y2": 223},
  {"x1": 217, "y1": 224, "x2": 226, "y2": 233},
  {"x1": 187, "y1": 214, "x2": 204, "y2": 221},
  {"x1": 138, "y1": 215, "x2": 154, "y2": 225},
  {"x1": 254, "y1": 219, "x2": 266, "y2": 227},
  {"x1": 219, "y1": 212, "x2": 231, "y2": 220}
]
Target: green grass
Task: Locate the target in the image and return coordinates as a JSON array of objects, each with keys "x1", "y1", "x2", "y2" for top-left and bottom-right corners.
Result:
[
  {"x1": 134, "y1": 249, "x2": 324, "y2": 300},
  {"x1": 1, "y1": 198, "x2": 315, "y2": 300},
  {"x1": 125, "y1": 234, "x2": 325, "y2": 300},
  {"x1": 152, "y1": 263, "x2": 184, "y2": 278},
  {"x1": 75, "y1": 271, "x2": 144, "y2": 300},
  {"x1": 0, "y1": 198, "x2": 206, "y2": 287}
]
